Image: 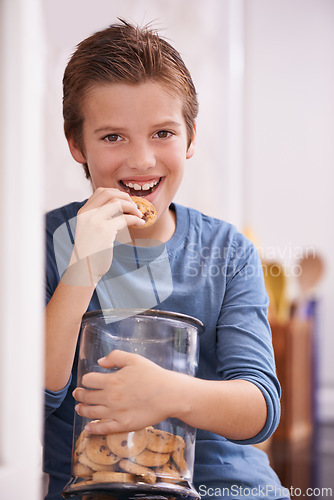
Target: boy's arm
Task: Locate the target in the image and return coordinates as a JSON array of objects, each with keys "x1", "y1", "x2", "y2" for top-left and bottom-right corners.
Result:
[
  {"x1": 72, "y1": 350, "x2": 268, "y2": 442},
  {"x1": 163, "y1": 371, "x2": 268, "y2": 441},
  {"x1": 45, "y1": 189, "x2": 145, "y2": 392},
  {"x1": 45, "y1": 275, "x2": 95, "y2": 391}
]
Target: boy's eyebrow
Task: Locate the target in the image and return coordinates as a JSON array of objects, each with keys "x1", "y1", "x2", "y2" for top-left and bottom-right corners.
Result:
[
  {"x1": 94, "y1": 126, "x2": 125, "y2": 134},
  {"x1": 94, "y1": 121, "x2": 183, "y2": 134},
  {"x1": 152, "y1": 121, "x2": 183, "y2": 129}
]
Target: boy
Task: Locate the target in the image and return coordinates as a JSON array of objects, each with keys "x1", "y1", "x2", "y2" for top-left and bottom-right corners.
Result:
[{"x1": 44, "y1": 20, "x2": 290, "y2": 499}]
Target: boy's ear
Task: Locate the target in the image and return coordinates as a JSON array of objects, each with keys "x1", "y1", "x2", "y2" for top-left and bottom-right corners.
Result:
[
  {"x1": 186, "y1": 123, "x2": 196, "y2": 159},
  {"x1": 67, "y1": 136, "x2": 87, "y2": 164}
]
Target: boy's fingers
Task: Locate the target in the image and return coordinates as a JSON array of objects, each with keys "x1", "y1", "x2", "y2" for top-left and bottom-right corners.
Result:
[
  {"x1": 76, "y1": 351, "x2": 140, "y2": 390},
  {"x1": 84, "y1": 418, "x2": 123, "y2": 435},
  {"x1": 75, "y1": 403, "x2": 110, "y2": 421},
  {"x1": 81, "y1": 189, "x2": 143, "y2": 218},
  {"x1": 98, "y1": 349, "x2": 138, "y2": 369},
  {"x1": 98, "y1": 199, "x2": 143, "y2": 219},
  {"x1": 73, "y1": 386, "x2": 104, "y2": 404},
  {"x1": 80, "y1": 372, "x2": 111, "y2": 390},
  {"x1": 108, "y1": 214, "x2": 145, "y2": 232},
  {"x1": 84, "y1": 187, "x2": 132, "y2": 208}
]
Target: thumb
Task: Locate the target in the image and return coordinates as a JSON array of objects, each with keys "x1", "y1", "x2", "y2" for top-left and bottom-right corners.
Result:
[{"x1": 97, "y1": 349, "x2": 136, "y2": 369}]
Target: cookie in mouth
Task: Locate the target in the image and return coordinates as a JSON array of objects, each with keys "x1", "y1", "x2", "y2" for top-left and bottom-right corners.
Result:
[{"x1": 131, "y1": 196, "x2": 157, "y2": 228}]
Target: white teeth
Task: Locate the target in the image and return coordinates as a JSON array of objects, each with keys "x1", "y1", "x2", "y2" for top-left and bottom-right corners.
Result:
[{"x1": 123, "y1": 179, "x2": 159, "y2": 191}]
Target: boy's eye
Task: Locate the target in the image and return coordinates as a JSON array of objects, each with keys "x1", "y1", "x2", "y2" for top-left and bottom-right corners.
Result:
[
  {"x1": 103, "y1": 134, "x2": 121, "y2": 142},
  {"x1": 154, "y1": 130, "x2": 172, "y2": 139}
]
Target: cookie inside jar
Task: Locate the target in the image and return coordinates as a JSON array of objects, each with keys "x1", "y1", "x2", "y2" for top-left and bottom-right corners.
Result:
[{"x1": 71, "y1": 424, "x2": 190, "y2": 487}]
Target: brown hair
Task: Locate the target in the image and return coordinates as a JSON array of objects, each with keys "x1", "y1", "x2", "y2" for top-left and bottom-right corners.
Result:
[{"x1": 63, "y1": 19, "x2": 199, "y2": 178}]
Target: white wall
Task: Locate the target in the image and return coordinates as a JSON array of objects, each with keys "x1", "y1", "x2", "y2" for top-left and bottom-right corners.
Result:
[
  {"x1": 0, "y1": 0, "x2": 44, "y2": 497},
  {"x1": 42, "y1": 0, "x2": 334, "y2": 421},
  {"x1": 243, "y1": 0, "x2": 334, "y2": 421}
]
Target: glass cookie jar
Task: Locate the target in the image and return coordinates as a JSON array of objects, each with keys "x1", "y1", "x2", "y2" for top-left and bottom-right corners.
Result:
[{"x1": 62, "y1": 309, "x2": 204, "y2": 500}]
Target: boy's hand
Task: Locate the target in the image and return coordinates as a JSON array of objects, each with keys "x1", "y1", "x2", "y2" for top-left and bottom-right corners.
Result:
[
  {"x1": 72, "y1": 350, "x2": 174, "y2": 435},
  {"x1": 63, "y1": 188, "x2": 145, "y2": 285}
]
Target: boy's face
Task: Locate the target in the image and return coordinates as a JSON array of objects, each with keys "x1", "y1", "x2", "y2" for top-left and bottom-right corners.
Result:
[{"x1": 68, "y1": 81, "x2": 196, "y2": 239}]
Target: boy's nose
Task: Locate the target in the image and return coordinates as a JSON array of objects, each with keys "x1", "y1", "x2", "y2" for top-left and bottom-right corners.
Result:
[{"x1": 126, "y1": 142, "x2": 156, "y2": 171}]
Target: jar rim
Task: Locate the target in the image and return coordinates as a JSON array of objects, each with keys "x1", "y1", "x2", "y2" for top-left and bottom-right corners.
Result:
[{"x1": 82, "y1": 308, "x2": 204, "y2": 334}]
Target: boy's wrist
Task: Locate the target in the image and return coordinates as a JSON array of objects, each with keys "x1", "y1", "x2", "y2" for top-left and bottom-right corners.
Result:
[
  {"x1": 62, "y1": 256, "x2": 101, "y2": 288},
  {"x1": 161, "y1": 370, "x2": 196, "y2": 422}
]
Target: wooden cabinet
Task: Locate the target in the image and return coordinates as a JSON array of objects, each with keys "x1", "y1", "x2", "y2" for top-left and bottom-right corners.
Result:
[{"x1": 271, "y1": 318, "x2": 314, "y2": 443}]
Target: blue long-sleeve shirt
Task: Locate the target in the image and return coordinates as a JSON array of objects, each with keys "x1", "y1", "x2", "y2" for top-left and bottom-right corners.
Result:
[{"x1": 44, "y1": 201, "x2": 289, "y2": 499}]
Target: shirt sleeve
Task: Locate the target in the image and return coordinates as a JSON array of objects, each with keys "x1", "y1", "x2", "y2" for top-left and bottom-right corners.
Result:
[
  {"x1": 44, "y1": 375, "x2": 72, "y2": 419},
  {"x1": 216, "y1": 232, "x2": 281, "y2": 444},
  {"x1": 44, "y1": 209, "x2": 74, "y2": 417}
]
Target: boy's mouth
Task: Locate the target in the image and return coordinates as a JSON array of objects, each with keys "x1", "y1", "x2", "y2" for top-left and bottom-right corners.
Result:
[{"x1": 119, "y1": 177, "x2": 162, "y2": 197}]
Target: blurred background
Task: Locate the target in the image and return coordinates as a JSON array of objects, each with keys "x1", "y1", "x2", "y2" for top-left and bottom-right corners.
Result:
[{"x1": 0, "y1": 0, "x2": 333, "y2": 498}]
